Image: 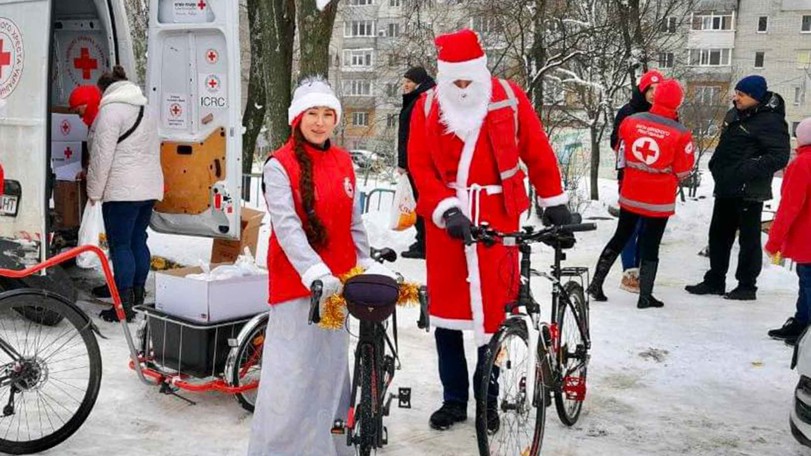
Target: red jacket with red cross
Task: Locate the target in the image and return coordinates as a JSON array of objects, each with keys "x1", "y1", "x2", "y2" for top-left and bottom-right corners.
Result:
[{"x1": 618, "y1": 109, "x2": 695, "y2": 217}]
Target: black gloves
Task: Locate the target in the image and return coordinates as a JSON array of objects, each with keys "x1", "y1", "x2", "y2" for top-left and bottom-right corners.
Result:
[
  {"x1": 443, "y1": 208, "x2": 472, "y2": 244},
  {"x1": 542, "y1": 204, "x2": 573, "y2": 227}
]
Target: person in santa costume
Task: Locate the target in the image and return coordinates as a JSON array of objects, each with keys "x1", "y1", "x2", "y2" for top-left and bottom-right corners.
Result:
[
  {"x1": 587, "y1": 79, "x2": 695, "y2": 309},
  {"x1": 407, "y1": 29, "x2": 572, "y2": 431},
  {"x1": 248, "y1": 77, "x2": 391, "y2": 456}
]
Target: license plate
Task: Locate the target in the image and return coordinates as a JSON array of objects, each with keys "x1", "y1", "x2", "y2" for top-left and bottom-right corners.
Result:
[{"x1": 1, "y1": 194, "x2": 18, "y2": 216}]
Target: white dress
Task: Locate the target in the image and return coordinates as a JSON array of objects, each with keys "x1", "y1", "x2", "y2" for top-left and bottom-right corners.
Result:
[{"x1": 247, "y1": 156, "x2": 369, "y2": 456}]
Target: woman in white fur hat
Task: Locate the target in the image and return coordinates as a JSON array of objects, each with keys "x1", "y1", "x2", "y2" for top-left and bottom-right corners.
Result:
[{"x1": 247, "y1": 77, "x2": 377, "y2": 456}]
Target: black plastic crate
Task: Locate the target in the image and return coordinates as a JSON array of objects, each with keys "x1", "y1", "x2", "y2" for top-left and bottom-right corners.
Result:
[{"x1": 141, "y1": 307, "x2": 250, "y2": 378}]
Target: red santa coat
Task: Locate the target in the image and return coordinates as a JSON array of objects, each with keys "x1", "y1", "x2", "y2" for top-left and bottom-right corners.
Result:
[
  {"x1": 408, "y1": 78, "x2": 566, "y2": 342},
  {"x1": 618, "y1": 109, "x2": 695, "y2": 218},
  {"x1": 765, "y1": 145, "x2": 811, "y2": 263}
]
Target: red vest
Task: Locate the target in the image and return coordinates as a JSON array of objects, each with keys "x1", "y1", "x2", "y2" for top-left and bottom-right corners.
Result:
[
  {"x1": 266, "y1": 140, "x2": 358, "y2": 304},
  {"x1": 618, "y1": 110, "x2": 695, "y2": 217}
]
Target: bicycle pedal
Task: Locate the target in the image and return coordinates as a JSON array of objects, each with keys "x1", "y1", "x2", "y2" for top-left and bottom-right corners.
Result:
[
  {"x1": 398, "y1": 387, "x2": 412, "y2": 409},
  {"x1": 563, "y1": 376, "x2": 587, "y2": 402},
  {"x1": 330, "y1": 419, "x2": 346, "y2": 435}
]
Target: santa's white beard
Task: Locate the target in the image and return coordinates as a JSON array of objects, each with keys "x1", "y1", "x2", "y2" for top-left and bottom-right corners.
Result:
[{"x1": 436, "y1": 78, "x2": 492, "y2": 139}]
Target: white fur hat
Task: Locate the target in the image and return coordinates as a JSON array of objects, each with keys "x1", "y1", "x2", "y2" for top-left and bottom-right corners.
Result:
[{"x1": 287, "y1": 77, "x2": 342, "y2": 126}]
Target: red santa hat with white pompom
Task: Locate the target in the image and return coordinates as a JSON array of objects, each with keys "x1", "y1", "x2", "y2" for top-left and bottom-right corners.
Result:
[{"x1": 434, "y1": 29, "x2": 491, "y2": 83}]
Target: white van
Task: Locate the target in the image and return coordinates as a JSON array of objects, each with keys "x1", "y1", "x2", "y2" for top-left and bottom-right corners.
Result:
[{"x1": 0, "y1": 0, "x2": 243, "y2": 277}]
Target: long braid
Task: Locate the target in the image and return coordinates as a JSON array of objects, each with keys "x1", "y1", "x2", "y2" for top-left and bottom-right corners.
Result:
[{"x1": 293, "y1": 128, "x2": 328, "y2": 248}]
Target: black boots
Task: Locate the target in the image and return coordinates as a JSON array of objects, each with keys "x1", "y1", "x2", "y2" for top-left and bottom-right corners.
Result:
[
  {"x1": 685, "y1": 280, "x2": 725, "y2": 296},
  {"x1": 637, "y1": 260, "x2": 663, "y2": 309},
  {"x1": 133, "y1": 286, "x2": 146, "y2": 306},
  {"x1": 768, "y1": 317, "x2": 807, "y2": 344},
  {"x1": 429, "y1": 402, "x2": 467, "y2": 430},
  {"x1": 99, "y1": 288, "x2": 135, "y2": 322},
  {"x1": 724, "y1": 286, "x2": 757, "y2": 301},
  {"x1": 587, "y1": 248, "x2": 620, "y2": 302},
  {"x1": 401, "y1": 241, "x2": 426, "y2": 259}
]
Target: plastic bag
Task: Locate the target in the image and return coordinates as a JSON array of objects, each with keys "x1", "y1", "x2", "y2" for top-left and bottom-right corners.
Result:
[
  {"x1": 388, "y1": 174, "x2": 417, "y2": 231},
  {"x1": 76, "y1": 202, "x2": 109, "y2": 269},
  {"x1": 186, "y1": 248, "x2": 264, "y2": 281}
]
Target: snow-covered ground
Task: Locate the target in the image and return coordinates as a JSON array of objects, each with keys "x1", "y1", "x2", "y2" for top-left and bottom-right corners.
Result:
[{"x1": 52, "y1": 174, "x2": 808, "y2": 456}]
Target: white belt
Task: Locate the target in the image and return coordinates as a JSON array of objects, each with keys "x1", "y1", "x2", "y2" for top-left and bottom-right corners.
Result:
[{"x1": 450, "y1": 183, "x2": 503, "y2": 226}]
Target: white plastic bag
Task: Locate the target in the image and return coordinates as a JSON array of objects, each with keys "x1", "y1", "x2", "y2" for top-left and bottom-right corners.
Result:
[
  {"x1": 186, "y1": 248, "x2": 264, "y2": 281},
  {"x1": 76, "y1": 202, "x2": 109, "y2": 269},
  {"x1": 388, "y1": 174, "x2": 416, "y2": 231}
]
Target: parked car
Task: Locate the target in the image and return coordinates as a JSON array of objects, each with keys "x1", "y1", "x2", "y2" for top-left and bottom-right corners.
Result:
[
  {"x1": 791, "y1": 328, "x2": 811, "y2": 448},
  {"x1": 349, "y1": 150, "x2": 374, "y2": 169}
]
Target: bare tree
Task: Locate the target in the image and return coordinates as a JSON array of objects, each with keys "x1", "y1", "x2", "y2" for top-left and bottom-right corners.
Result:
[
  {"x1": 242, "y1": 0, "x2": 268, "y2": 179},
  {"x1": 261, "y1": 0, "x2": 297, "y2": 150},
  {"x1": 297, "y1": 0, "x2": 340, "y2": 78},
  {"x1": 124, "y1": 0, "x2": 148, "y2": 83}
]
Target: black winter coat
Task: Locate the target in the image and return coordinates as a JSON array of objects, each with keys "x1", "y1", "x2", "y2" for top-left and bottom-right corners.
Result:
[
  {"x1": 709, "y1": 92, "x2": 790, "y2": 202},
  {"x1": 397, "y1": 77, "x2": 436, "y2": 169},
  {"x1": 610, "y1": 86, "x2": 651, "y2": 151}
]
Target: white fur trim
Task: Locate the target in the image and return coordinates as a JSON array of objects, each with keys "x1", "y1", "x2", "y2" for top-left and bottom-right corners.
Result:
[
  {"x1": 432, "y1": 197, "x2": 463, "y2": 228},
  {"x1": 437, "y1": 55, "x2": 490, "y2": 84},
  {"x1": 537, "y1": 193, "x2": 569, "y2": 208},
  {"x1": 288, "y1": 92, "x2": 342, "y2": 126},
  {"x1": 301, "y1": 262, "x2": 331, "y2": 290},
  {"x1": 430, "y1": 316, "x2": 474, "y2": 331}
]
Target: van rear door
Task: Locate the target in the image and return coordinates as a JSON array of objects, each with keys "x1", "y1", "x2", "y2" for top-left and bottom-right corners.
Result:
[
  {"x1": 146, "y1": 0, "x2": 243, "y2": 240},
  {"x1": 0, "y1": 0, "x2": 52, "y2": 260}
]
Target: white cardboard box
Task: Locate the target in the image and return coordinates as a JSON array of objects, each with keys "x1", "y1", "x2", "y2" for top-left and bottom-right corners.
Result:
[
  {"x1": 51, "y1": 113, "x2": 89, "y2": 142},
  {"x1": 155, "y1": 264, "x2": 269, "y2": 324},
  {"x1": 51, "y1": 141, "x2": 83, "y2": 181}
]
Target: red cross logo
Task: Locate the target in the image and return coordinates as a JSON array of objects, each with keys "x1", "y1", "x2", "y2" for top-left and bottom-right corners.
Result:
[
  {"x1": 631, "y1": 137, "x2": 660, "y2": 165},
  {"x1": 205, "y1": 75, "x2": 221, "y2": 92},
  {"x1": 73, "y1": 47, "x2": 98, "y2": 80},
  {"x1": 170, "y1": 103, "x2": 182, "y2": 118},
  {"x1": 206, "y1": 49, "x2": 218, "y2": 64},
  {"x1": 60, "y1": 119, "x2": 72, "y2": 136},
  {"x1": 64, "y1": 147, "x2": 73, "y2": 159},
  {"x1": 208, "y1": 78, "x2": 218, "y2": 89},
  {"x1": 197, "y1": 0, "x2": 207, "y2": 10},
  {"x1": 0, "y1": 40, "x2": 11, "y2": 79}
]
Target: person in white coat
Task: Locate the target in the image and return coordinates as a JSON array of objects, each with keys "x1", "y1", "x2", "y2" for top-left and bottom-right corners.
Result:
[{"x1": 86, "y1": 66, "x2": 163, "y2": 322}]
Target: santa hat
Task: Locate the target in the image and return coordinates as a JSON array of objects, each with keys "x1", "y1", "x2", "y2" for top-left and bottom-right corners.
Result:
[
  {"x1": 287, "y1": 76, "x2": 342, "y2": 126},
  {"x1": 434, "y1": 29, "x2": 490, "y2": 83},
  {"x1": 638, "y1": 70, "x2": 664, "y2": 93},
  {"x1": 652, "y1": 79, "x2": 684, "y2": 111},
  {"x1": 69, "y1": 85, "x2": 102, "y2": 127}
]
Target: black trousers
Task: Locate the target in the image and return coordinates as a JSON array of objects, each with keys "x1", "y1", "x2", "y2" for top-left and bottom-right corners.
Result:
[
  {"x1": 604, "y1": 209, "x2": 669, "y2": 263},
  {"x1": 406, "y1": 171, "x2": 425, "y2": 246},
  {"x1": 704, "y1": 197, "x2": 763, "y2": 290},
  {"x1": 435, "y1": 328, "x2": 498, "y2": 406}
]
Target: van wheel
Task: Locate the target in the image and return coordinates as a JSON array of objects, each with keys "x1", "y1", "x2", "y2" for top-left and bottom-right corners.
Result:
[{"x1": 0, "y1": 266, "x2": 75, "y2": 327}]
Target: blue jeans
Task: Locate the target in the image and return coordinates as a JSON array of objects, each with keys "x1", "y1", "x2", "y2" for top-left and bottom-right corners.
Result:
[
  {"x1": 435, "y1": 328, "x2": 498, "y2": 406},
  {"x1": 620, "y1": 219, "x2": 644, "y2": 270},
  {"x1": 795, "y1": 264, "x2": 811, "y2": 325},
  {"x1": 102, "y1": 200, "x2": 155, "y2": 292}
]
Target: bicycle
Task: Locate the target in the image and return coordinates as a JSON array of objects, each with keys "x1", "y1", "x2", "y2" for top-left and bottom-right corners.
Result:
[
  {"x1": 308, "y1": 247, "x2": 427, "y2": 456},
  {"x1": 0, "y1": 245, "x2": 106, "y2": 454},
  {"x1": 470, "y1": 223, "x2": 596, "y2": 456}
]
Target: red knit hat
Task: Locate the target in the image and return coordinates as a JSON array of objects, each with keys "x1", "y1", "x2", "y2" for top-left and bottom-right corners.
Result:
[
  {"x1": 638, "y1": 70, "x2": 664, "y2": 93},
  {"x1": 69, "y1": 85, "x2": 102, "y2": 127},
  {"x1": 652, "y1": 79, "x2": 684, "y2": 110},
  {"x1": 434, "y1": 29, "x2": 490, "y2": 83}
]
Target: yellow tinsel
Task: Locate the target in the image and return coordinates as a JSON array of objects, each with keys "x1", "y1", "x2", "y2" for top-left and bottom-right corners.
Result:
[{"x1": 318, "y1": 266, "x2": 422, "y2": 330}]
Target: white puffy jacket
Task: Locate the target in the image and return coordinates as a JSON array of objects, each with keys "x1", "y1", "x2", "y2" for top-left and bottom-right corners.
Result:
[{"x1": 86, "y1": 81, "x2": 163, "y2": 203}]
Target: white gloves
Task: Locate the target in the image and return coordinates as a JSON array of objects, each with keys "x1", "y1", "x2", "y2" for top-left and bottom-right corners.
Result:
[
  {"x1": 363, "y1": 263, "x2": 399, "y2": 281},
  {"x1": 315, "y1": 274, "x2": 343, "y2": 315}
]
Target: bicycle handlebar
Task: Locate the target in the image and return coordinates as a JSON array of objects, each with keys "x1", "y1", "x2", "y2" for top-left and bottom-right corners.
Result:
[
  {"x1": 469, "y1": 222, "x2": 597, "y2": 246},
  {"x1": 308, "y1": 280, "x2": 323, "y2": 325}
]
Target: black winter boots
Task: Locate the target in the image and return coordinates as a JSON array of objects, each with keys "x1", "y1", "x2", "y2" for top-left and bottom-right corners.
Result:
[
  {"x1": 99, "y1": 288, "x2": 136, "y2": 322},
  {"x1": 587, "y1": 248, "x2": 620, "y2": 302},
  {"x1": 637, "y1": 260, "x2": 663, "y2": 309},
  {"x1": 768, "y1": 317, "x2": 807, "y2": 345},
  {"x1": 429, "y1": 402, "x2": 467, "y2": 430}
]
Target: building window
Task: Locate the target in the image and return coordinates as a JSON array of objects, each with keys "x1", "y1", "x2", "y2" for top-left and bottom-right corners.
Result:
[
  {"x1": 758, "y1": 16, "x2": 768, "y2": 33},
  {"x1": 386, "y1": 83, "x2": 398, "y2": 97},
  {"x1": 472, "y1": 16, "x2": 500, "y2": 34},
  {"x1": 795, "y1": 87, "x2": 806, "y2": 106},
  {"x1": 387, "y1": 23, "x2": 400, "y2": 37},
  {"x1": 352, "y1": 112, "x2": 370, "y2": 126},
  {"x1": 694, "y1": 86, "x2": 721, "y2": 105},
  {"x1": 689, "y1": 48, "x2": 731, "y2": 66},
  {"x1": 797, "y1": 50, "x2": 811, "y2": 69},
  {"x1": 343, "y1": 80, "x2": 373, "y2": 96},
  {"x1": 386, "y1": 114, "x2": 397, "y2": 128},
  {"x1": 691, "y1": 13, "x2": 734, "y2": 31},
  {"x1": 658, "y1": 52, "x2": 674, "y2": 68},
  {"x1": 754, "y1": 51, "x2": 765, "y2": 68},
  {"x1": 660, "y1": 17, "x2": 677, "y2": 34},
  {"x1": 344, "y1": 20, "x2": 375, "y2": 37},
  {"x1": 389, "y1": 0, "x2": 401, "y2": 6},
  {"x1": 803, "y1": 15, "x2": 811, "y2": 32},
  {"x1": 348, "y1": 0, "x2": 373, "y2": 5},
  {"x1": 343, "y1": 49, "x2": 374, "y2": 70}
]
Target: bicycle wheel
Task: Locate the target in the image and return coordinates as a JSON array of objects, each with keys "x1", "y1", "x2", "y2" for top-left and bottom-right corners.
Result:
[
  {"x1": 229, "y1": 323, "x2": 264, "y2": 412},
  {"x1": 356, "y1": 342, "x2": 378, "y2": 456},
  {"x1": 476, "y1": 320, "x2": 546, "y2": 456},
  {"x1": 0, "y1": 290, "x2": 102, "y2": 454},
  {"x1": 554, "y1": 282, "x2": 589, "y2": 426}
]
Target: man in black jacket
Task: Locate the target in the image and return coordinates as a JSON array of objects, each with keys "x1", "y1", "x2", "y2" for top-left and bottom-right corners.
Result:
[
  {"x1": 686, "y1": 75, "x2": 790, "y2": 300},
  {"x1": 398, "y1": 66, "x2": 436, "y2": 259}
]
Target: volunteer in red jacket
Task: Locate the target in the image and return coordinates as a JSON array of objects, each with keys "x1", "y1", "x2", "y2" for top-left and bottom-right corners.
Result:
[
  {"x1": 587, "y1": 79, "x2": 694, "y2": 309},
  {"x1": 765, "y1": 117, "x2": 811, "y2": 345},
  {"x1": 248, "y1": 77, "x2": 378, "y2": 456},
  {"x1": 408, "y1": 29, "x2": 571, "y2": 431}
]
